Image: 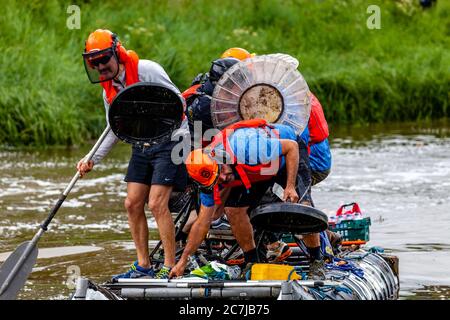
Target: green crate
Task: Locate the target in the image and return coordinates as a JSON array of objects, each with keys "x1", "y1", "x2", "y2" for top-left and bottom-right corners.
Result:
[{"x1": 329, "y1": 217, "x2": 371, "y2": 242}]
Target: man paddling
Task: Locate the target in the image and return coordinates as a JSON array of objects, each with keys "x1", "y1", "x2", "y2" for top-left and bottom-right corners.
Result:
[
  {"x1": 78, "y1": 29, "x2": 186, "y2": 279},
  {"x1": 170, "y1": 119, "x2": 327, "y2": 279}
]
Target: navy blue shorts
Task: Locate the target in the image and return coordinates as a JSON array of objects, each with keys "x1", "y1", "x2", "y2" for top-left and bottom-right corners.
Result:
[{"x1": 124, "y1": 141, "x2": 187, "y2": 191}]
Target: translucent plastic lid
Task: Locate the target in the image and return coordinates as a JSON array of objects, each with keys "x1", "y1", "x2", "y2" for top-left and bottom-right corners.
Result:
[{"x1": 211, "y1": 55, "x2": 311, "y2": 134}]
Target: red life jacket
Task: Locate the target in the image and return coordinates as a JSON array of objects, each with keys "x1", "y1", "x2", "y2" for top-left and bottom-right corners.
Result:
[
  {"x1": 308, "y1": 93, "x2": 329, "y2": 145},
  {"x1": 181, "y1": 84, "x2": 201, "y2": 105},
  {"x1": 208, "y1": 119, "x2": 282, "y2": 203},
  {"x1": 101, "y1": 48, "x2": 140, "y2": 104}
]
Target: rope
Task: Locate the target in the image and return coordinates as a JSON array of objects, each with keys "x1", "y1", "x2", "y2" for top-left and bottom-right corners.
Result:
[
  {"x1": 287, "y1": 267, "x2": 307, "y2": 280},
  {"x1": 326, "y1": 257, "x2": 365, "y2": 278}
]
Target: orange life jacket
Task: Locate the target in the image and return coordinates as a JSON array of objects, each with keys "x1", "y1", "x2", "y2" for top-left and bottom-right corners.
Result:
[
  {"x1": 101, "y1": 49, "x2": 140, "y2": 104},
  {"x1": 208, "y1": 119, "x2": 282, "y2": 204}
]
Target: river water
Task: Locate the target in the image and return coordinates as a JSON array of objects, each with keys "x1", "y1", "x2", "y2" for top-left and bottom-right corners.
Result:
[{"x1": 0, "y1": 120, "x2": 449, "y2": 300}]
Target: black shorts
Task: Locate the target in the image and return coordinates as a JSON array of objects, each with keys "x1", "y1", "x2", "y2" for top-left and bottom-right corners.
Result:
[
  {"x1": 311, "y1": 169, "x2": 330, "y2": 186},
  {"x1": 124, "y1": 141, "x2": 187, "y2": 191},
  {"x1": 225, "y1": 137, "x2": 313, "y2": 210}
]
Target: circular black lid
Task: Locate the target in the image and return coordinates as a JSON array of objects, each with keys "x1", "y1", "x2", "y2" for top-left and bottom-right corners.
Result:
[
  {"x1": 108, "y1": 82, "x2": 184, "y2": 146},
  {"x1": 250, "y1": 202, "x2": 328, "y2": 234}
]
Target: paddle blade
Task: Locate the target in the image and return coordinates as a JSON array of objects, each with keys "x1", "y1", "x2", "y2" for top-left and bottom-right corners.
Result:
[{"x1": 0, "y1": 241, "x2": 38, "y2": 300}]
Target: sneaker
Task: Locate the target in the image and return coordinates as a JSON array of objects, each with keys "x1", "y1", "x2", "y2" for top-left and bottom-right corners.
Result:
[
  {"x1": 111, "y1": 261, "x2": 155, "y2": 280},
  {"x1": 211, "y1": 217, "x2": 231, "y2": 230},
  {"x1": 307, "y1": 259, "x2": 326, "y2": 280},
  {"x1": 155, "y1": 265, "x2": 171, "y2": 279},
  {"x1": 266, "y1": 241, "x2": 292, "y2": 262}
]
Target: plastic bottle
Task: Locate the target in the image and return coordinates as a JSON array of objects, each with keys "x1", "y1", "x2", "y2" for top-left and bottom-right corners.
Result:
[
  {"x1": 353, "y1": 212, "x2": 363, "y2": 220},
  {"x1": 189, "y1": 255, "x2": 200, "y2": 270},
  {"x1": 345, "y1": 213, "x2": 354, "y2": 221},
  {"x1": 226, "y1": 265, "x2": 242, "y2": 280},
  {"x1": 328, "y1": 216, "x2": 337, "y2": 224}
]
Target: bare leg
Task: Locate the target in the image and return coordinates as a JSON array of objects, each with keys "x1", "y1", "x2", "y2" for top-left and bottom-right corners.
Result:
[
  {"x1": 125, "y1": 182, "x2": 151, "y2": 268},
  {"x1": 226, "y1": 207, "x2": 255, "y2": 252},
  {"x1": 148, "y1": 184, "x2": 176, "y2": 267},
  {"x1": 181, "y1": 210, "x2": 198, "y2": 233},
  {"x1": 298, "y1": 199, "x2": 320, "y2": 249},
  {"x1": 212, "y1": 187, "x2": 231, "y2": 221},
  {"x1": 303, "y1": 233, "x2": 320, "y2": 248}
]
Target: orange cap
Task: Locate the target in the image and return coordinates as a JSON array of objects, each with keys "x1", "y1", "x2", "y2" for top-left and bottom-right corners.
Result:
[
  {"x1": 85, "y1": 29, "x2": 115, "y2": 53},
  {"x1": 221, "y1": 47, "x2": 255, "y2": 61},
  {"x1": 185, "y1": 149, "x2": 219, "y2": 187}
]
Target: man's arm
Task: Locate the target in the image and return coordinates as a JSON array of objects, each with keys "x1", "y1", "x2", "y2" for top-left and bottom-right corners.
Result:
[
  {"x1": 280, "y1": 139, "x2": 300, "y2": 202},
  {"x1": 88, "y1": 94, "x2": 119, "y2": 165},
  {"x1": 76, "y1": 93, "x2": 119, "y2": 175},
  {"x1": 91, "y1": 128, "x2": 119, "y2": 164}
]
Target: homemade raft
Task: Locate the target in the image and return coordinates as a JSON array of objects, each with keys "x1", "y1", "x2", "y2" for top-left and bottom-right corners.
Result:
[
  {"x1": 71, "y1": 58, "x2": 399, "y2": 300},
  {"x1": 71, "y1": 203, "x2": 400, "y2": 300},
  {"x1": 72, "y1": 251, "x2": 399, "y2": 300}
]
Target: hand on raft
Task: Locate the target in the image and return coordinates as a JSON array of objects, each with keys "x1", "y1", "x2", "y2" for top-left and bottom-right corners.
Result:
[
  {"x1": 283, "y1": 185, "x2": 299, "y2": 203},
  {"x1": 169, "y1": 257, "x2": 189, "y2": 278}
]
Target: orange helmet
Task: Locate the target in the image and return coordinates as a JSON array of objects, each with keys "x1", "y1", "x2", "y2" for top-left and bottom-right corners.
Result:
[
  {"x1": 221, "y1": 47, "x2": 255, "y2": 61},
  {"x1": 85, "y1": 29, "x2": 116, "y2": 53},
  {"x1": 185, "y1": 149, "x2": 220, "y2": 188}
]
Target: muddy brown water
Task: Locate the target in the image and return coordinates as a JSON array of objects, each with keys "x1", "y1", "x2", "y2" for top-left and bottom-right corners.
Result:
[{"x1": 1, "y1": 120, "x2": 449, "y2": 300}]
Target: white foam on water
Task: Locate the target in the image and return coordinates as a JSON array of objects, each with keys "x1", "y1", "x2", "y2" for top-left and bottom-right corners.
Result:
[
  {"x1": 66, "y1": 215, "x2": 86, "y2": 221},
  {"x1": 0, "y1": 174, "x2": 124, "y2": 200},
  {"x1": 78, "y1": 192, "x2": 104, "y2": 200},
  {"x1": 111, "y1": 240, "x2": 160, "y2": 250}
]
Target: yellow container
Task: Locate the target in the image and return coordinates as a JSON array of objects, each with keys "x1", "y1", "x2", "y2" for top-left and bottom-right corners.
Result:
[{"x1": 250, "y1": 263, "x2": 301, "y2": 280}]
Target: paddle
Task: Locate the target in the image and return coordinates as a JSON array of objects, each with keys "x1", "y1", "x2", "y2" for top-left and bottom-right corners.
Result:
[{"x1": 0, "y1": 126, "x2": 112, "y2": 300}]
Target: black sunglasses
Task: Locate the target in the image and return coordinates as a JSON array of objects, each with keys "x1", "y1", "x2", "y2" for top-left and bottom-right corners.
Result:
[{"x1": 89, "y1": 53, "x2": 113, "y2": 67}]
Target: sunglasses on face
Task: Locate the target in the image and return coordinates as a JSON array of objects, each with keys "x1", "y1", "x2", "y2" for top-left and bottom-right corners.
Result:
[{"x1": 89, "y1": 53, "x2": 113, "y2": 67}]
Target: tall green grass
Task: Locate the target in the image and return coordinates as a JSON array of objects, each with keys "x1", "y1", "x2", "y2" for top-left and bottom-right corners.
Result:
[{"x1": 0, "y1": 0, "x2": 448, "y2": 146}]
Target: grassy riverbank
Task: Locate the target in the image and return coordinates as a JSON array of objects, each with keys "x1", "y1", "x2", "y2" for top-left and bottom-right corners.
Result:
[{"x1": 0, "y1": 0, "x2": 448, "y2": 146}]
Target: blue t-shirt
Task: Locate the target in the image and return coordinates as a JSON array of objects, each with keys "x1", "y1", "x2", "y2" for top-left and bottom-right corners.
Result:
[
  {"x1": 300, "y1": 126, "x2": 332, "y2": 172},
  {"x1": 226, "y1": 124, "x2": 296, "y2": 168},
  {"x1": 200, "y1": 124, "x2": 297, "y2": 206}
]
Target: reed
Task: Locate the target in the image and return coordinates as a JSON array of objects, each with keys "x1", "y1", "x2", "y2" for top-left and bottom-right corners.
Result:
[{"x1": 0, "y1": 0, "x2": 448, "y2": 145}]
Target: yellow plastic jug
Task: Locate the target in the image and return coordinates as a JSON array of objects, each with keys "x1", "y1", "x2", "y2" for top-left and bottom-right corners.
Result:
[{"x1": 250, "y1": 263, "x2": 301, "y2": 280}]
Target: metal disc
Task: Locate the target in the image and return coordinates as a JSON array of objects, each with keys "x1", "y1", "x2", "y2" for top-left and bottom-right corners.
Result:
[
  {"x1": 250, "y1": 202, "x2": 328, "y2": 234},
  {"x1": 211, "y1": 55, "x2": 311, "y2": 134},
  {"x1": 108, "y1": 82, "x2": 184, "y2": 146}
]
